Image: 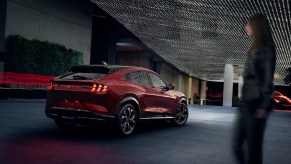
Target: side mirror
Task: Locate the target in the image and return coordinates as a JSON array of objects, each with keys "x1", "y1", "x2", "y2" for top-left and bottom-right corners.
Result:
[{"x1": 167, "y1": 83, "x2": 175, "y2": 90}]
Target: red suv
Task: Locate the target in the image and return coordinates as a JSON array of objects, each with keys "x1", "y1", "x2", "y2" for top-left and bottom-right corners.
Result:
[
  {"x1": 45, "y1": 65, "x2": 188, "y2": 136},
  {"x1": 272, "y1": 91, "x2": 291, "y2": 110}
]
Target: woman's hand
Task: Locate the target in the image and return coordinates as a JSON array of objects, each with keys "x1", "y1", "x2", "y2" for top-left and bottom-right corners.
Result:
[{"x1": 253, "y1": 109, "x2": 267, "y2": 119}]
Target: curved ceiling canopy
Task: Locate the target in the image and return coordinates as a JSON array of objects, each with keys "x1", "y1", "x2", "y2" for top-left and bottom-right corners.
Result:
[{"x1": 92, "y1": 0, "x2": 291, "y2": 85}]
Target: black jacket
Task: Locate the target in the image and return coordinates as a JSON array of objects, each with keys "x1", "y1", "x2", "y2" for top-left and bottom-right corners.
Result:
[{"x1": 241, "y1": 46, "x2": 276, "y2": 111}]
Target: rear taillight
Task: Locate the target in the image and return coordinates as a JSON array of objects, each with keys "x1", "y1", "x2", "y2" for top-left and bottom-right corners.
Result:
[
  {"x1": 91, "y1": 84, "x2": 109, "y2": 94},
  {"x1": 48, "y1": 82, "x2": 53, "y2": 90}
]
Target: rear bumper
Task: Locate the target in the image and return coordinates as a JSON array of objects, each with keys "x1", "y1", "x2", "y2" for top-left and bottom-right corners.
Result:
[{"x1": 46, "y1": 107, "x2": 115, "y2": 123}]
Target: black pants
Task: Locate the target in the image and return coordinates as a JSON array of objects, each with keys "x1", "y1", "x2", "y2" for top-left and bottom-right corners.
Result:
[{"x1": 232, "y1": 104, "x2": 268, "y2": 164}]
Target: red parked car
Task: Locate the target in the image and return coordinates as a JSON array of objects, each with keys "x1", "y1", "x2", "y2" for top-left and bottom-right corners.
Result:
[
  {"x1": 45, "y1": 65, "x2": 188, "y2": 136},
  {"x1": 272, "y1": 91, "x2": 291, "y2": 110}
]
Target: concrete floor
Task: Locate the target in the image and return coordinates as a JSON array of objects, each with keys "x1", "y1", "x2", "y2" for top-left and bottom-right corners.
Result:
[{"x1": 0, "y1": 101, "x2": 290, "y2": 164}]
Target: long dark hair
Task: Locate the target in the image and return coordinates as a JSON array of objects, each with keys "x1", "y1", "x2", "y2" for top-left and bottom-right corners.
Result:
[{"x1": 248, "y1": 13, "x2": 275, "y2": 54}]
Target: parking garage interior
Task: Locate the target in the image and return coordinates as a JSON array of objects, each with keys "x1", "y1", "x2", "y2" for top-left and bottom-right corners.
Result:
[{"x1": 0, "y1": 0, "x2": 291, "y2": 163}]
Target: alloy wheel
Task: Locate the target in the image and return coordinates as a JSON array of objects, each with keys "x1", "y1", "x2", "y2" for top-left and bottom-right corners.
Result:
[
  {"x1": 120, "y1": 105, "x2": 137, "y2": 135},
  {"x1": 175, "y1": 103, "x2": 188, "y2": 125}
]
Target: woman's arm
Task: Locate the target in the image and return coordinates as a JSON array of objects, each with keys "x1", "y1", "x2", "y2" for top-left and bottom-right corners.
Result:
[
  {"x1": 259, "y1": 47, "x2": 276, "y2": 111},
  {"x1": 254, "y1": 48, "x2": 276, "y2": 119}
]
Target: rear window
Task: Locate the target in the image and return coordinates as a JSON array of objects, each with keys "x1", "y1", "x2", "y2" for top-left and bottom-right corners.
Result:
[
  {"x1": 56, "y1": 65, "x2": 130, "y2": 80},
  {"x1": 57, "y1": 72, "x2": 106, "y2": 80},
  {"x1": 57, "y1": 66, "x2": 110, "y2": 80}
]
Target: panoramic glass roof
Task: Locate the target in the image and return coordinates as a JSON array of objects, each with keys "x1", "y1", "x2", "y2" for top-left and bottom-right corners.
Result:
[{"x1": 92, "y1": 0, "x2": 291, "y2": 85}]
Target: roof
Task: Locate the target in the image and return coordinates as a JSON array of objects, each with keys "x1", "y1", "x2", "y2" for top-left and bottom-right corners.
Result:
[{"x1": 70, "y1": 65, "x2": 139, "y2": 74}]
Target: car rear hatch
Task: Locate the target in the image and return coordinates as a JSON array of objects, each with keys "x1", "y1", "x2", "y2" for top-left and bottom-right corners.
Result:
[
  {"x1": 46, "y1": 66, "x2": 111, "y2": 110},
  {"x1": 49, "y1": 65, "x2": 110, "y2": 94}
]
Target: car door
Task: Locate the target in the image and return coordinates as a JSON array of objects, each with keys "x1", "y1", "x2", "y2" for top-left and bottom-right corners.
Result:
[
  {"x1": 124, "y1": 70, "x2": 156, "y2": 117},
  {"x1": 147, "y1": 72, "x2": 177, "y2": 116}
]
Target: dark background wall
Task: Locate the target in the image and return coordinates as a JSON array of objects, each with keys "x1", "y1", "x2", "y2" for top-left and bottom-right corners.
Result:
[
  {"x1": 0, "y1": 0, "x2": 7, "y2": 52},
  {"x1": 4, "y1": 0, "x2": 92, "y2": 64}
]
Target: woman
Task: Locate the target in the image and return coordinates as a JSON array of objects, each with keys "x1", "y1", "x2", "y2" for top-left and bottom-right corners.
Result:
[{"x1": 233, "y1": 13, "x2": 276, "y2": 164}]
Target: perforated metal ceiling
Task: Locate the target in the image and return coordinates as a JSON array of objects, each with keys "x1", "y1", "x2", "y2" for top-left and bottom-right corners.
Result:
[{"x1": 91, "y1": 0, "x2": 291, "y2": 85}]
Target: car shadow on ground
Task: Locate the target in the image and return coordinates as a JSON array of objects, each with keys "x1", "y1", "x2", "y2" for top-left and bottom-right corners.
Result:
[
  {"x1": 4, "y1": 120, "x2": 190, "y2": 145},
  {"x1": 52, "y1": 120, "x2": 182, "y2": 140}
]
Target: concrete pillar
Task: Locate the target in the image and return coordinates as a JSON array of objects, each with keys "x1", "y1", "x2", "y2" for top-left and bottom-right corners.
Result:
[
  {"x1": 187, "y1": 77, "x2": 192, "y2": 104},
  {"x1": 177, "y1": 74, "x2": 182, "y2": 92},
  {"x1": 238, "y1": 76, "x2": 243, "y2": 98},
  {"x1": 223, "y1": 64, "x2": 234, "y2": 107},
  {"x1": 192, "y1": 79, "x2": 199, "y2": 95},
  {"x1": 200, "y1": 80, "x2": 207, "y2": 105}
]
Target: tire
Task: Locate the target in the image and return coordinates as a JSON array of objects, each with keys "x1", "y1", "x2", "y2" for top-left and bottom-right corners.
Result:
[
  {"x1": 115, "y1": 104, "x2": 138, "y2": 136},
  {"x1": 54, "y1": 119, "x2": 76, "y2": 129},
  {"x1": 172, "y1": 102, "x2": 188, "y2": 126}
]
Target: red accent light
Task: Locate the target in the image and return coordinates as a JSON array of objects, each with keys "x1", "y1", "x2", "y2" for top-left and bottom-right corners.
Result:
[{"x1": 0, "y1": 72, "x2": 55, "y2": 86}]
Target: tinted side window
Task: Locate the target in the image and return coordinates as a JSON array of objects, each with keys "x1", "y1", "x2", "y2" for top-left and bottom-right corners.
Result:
[
  {"x1": 279, "y1": 97, "x2": 288, "y2": 103},
  {"x1": 148, "y1": 72, "x2": 166, "y2": 88},
  {"x1": 125, "y1": 71, "x2": 150, "y2": 86}
]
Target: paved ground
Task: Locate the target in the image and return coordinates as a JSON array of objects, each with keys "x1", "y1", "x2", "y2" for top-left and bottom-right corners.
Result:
[{"x1": 0, "y1": 101, "x2": 290, "y2": 164}]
